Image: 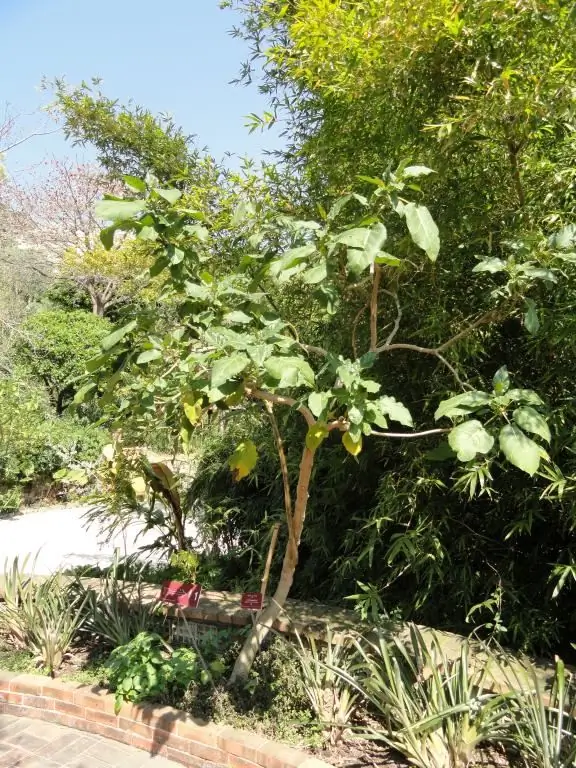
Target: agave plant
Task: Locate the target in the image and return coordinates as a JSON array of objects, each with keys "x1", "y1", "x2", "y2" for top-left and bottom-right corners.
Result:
[
  {"x1": 503, "y1": 656, "x2": 576, "y2": 768},
  {"x1": 292, "y1": 626, "x2": 359, "y2": 745},
  {"x1": 332, "y1": 624, "x2": 510, "y2": 768}
]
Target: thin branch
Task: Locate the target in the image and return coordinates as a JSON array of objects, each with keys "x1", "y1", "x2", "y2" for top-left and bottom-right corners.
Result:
[
  {"x1": 381, "y1": 289, "x2": 402, "y2": 347},
  {"x1": 246, "y1": 387, "x2": 315, "y2": 426},
  {"x1": 264, "y1": 401, "x2": 296, "y2": 558},
  {"x1": 371, "y1": 427, "x2": 451, "y2": 439},
  {"x1": 369, "y1": 265, "x2": 382, "y2": 352},
  {"x1": 0, "y1": 128, "x2": 60, "y2": 154},
  {"x1": 373, "y1": 306, "x2": 508, "y2": 390},
  {"x1": 352, "y1": 301, "x2": 369, "y2": 359},
  {"x1": 436, "y1": 308, "x2": 503, "y2": 353}
]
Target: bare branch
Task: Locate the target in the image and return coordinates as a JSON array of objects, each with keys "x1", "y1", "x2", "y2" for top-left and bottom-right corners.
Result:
[
  {"x1": 0, "y1": 128, "x2": 60, "y2": 155},
  {"x1": 373, "y1": 306, "x2": 509, "y2": 390},
  {"x1": 381, "y1": 289, "x2": 402, "y2": 347},
  {"x1": 371, "y1": 427, "x2": 451, "y2": 439}
]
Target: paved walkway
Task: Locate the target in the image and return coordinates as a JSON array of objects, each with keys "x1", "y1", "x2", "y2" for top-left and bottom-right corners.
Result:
[
  {"x1": 0, "y1": 715, "x2": 178, "y2": 767},
  {"x1": 0, "y1": 505, "x2": 198, "y2": 575}
]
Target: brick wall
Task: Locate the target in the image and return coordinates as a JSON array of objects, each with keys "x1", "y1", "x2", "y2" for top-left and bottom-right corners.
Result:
[{"x1": 0, "y1": 671, "x2": 332, "y2": 768}]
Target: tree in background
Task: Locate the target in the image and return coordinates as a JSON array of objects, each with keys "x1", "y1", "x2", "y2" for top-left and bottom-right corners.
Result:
[
  {"x1": 49, "y1": 79, "x2": 199, "y2": 183},
  {"x1": 2, "y1": 158, "x2": 157, "y2": 316}
]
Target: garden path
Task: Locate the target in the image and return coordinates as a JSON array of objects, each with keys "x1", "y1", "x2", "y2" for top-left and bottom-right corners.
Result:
[
  {"x1": 0, "y1": 504, "x2": 196, "y2": 574},
  {"x1": 0, "y1": 714, "x2": 178, "y2": 767}
]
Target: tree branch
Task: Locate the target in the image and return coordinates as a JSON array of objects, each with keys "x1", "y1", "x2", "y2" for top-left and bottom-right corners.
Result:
[
  {"x1": 373, "y1": 307, "x2": 508, "y2": 390},
  {"x1": 246, "y1": 387, "x2": 315, "y2": 426},
  {"x1": 371, "y1": 427, "x2": 451, "y2": 439},
  {"x1": 0, "y1": 128, "x2": 60, "y2": 154},
  {"x1": 369, "y1": 265, "x2": 382, "y2": 352},
  {"x1": 381, "y1": 289, "x2": 402, "y2": 347}
]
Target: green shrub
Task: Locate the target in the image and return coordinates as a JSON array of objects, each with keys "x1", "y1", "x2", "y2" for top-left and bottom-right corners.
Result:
[
  {"x1": 0, "y1": 377, "x2": 106, "y2": 509},
  {"x1": 107, "y1": 632, "x2": 199, "y2": 713},
  {"x1": 14, "y1": 309, "x2": 110, "y2": 413}
]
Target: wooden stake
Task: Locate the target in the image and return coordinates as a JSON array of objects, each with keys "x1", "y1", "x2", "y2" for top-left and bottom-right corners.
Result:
[{"x1": 260, "y1": 522, "x2": 281, "y2": 599}]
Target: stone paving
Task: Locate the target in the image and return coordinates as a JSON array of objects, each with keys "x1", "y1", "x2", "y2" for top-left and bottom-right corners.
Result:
[{"x1": 0, "y1": 715, "x2": 179, "y2": 768}]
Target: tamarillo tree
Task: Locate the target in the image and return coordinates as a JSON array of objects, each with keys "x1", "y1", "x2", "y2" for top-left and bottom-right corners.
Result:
[{"x1": 80, "y1": 165, "x2": 569, "y2": 681}]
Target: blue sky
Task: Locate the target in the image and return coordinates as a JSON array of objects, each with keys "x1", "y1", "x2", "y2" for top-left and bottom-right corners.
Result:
[{"x1": 0, "y1": 0, "x2": 281, "y2": 175}]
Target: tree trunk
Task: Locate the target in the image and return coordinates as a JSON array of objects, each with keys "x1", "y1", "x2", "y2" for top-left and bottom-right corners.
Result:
[
  {"x1": 229, "y1": 445, "x2": 316, "y2": 683},
  {"x1": 91, "y1": 293, "x2": 105, "y2": 317}
]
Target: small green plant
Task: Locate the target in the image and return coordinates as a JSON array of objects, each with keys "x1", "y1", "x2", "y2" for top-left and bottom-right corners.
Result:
[
  {"x1": 333, "y1": 624, "x2": 509, "y2": 768},
  {"x1": 107, "y1": 631, "x2": 199, "y2": 714},
  {"x1": 169, "y1": 550, "x2": 200, "y2": 582},
  {"x1": 503, "y1": 656, "x2": 576, "y2": 768},
  {"x1": 292, "y1": 626, "x2": 358, "y2": 745}
]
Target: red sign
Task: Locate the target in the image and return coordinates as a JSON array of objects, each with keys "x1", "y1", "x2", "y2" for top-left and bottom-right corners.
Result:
[
  {"x1": 241, "y1": 592, "x2": 263, "y2": 611},
  {"x1": 160, "y1": 581, "x2": 202, "y2": 608}
]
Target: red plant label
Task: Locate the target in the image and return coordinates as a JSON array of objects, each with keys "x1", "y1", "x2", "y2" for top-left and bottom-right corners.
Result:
[
  {"x1": 241, "y1": 592, "x2": 263, "y2": 611},
  {"x1": 159, "y1": 581, "x2": 202, "y2": 608}
]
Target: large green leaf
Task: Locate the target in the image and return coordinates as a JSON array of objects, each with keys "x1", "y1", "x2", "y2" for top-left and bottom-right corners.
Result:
[
  {"x1": 301, "y1": 260, "x2": 327, "y2": 284},
  {"x1": 334, "y1": 227, "x2": 369, "y2": 248},
  {"x1": 434, "y1": 391, "x2": 491, "y2": 420},
  {"x1": 472, "y1": 258, "x2": 507, "y2": 274},
  {"x1": 95, "y1": 199, "x2": 146, "y2": 222},
  {"x1": 136, "y1": 349, "x2": 163, "y2": 364},
  {"x1": 264, "y1": 356, "x2": 315, "y2": 387},
  {"x1": 228, "y1": 440, "x2": 258, "y2": 480},
  {"x1": 524, "y1": 299, "x2": 540, "y2": 335},
  {"x1": 101, "y1": 320, "x2": 137, "y2": 351},
  {"x1": 499, "y1": 425, "x2": 541, "y2": 476},
  {"x1": 347, "y1": 248, "x2": 372, "y2": 275},
  {"x1": 154, "y1": 187, "x2": 182, "y2": 204},
  {"x1": 403, "y1": 202, "x2": 439, "y2": 261},
  {"x1": 513, "y1": 406, "x2": 551, "y2": 443},
  {"x1": 505, "y1": 389, "x2": 544, "y2": 407},
  {"x1": 210, "y1": 353, "x2": 250, "y2": 388},
  {"x1": 378, "y1": 396, "x2": 413, "y2": 427},
  {"x1": 269, "y1": 244, "x2": 316, "y2": 278},
  {"x1": 448, "y1": 420, "x2": 494, "y2": 462},
  {"x1": 364, "y1": 222, "x2": 387, "y2": 261},
  {"x1": 402, "y1": 165, "x2": 435, "y2": 178},
  {"x1": 492, "y1": 366, "x2": 510, "y2": 395},
  {"x1": 308, "y1": 391, "x2": 328, "y2": 417},
  {"x1": 123, "y1": 175, "x2": 146, "y2": 193}
]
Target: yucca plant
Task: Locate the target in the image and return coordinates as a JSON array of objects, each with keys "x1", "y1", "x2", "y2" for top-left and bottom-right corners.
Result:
[
  {"x1": 332, "y1": 624, "x2": 510, "y2": 768},
  {"x1": 292, "y1": 626, "x2": 359, "y2": 745},
  {"x1": 503, "y1": 656, "x2": 576, "y2": 768},
  {"x1": 73, "y1": 555, "x2": 161, "y2": 647}
]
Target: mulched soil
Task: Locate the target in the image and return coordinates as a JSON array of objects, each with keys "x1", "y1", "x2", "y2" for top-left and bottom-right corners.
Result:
[{"x1": 312, "y1": 738, "x2": 515, "y2": 768}]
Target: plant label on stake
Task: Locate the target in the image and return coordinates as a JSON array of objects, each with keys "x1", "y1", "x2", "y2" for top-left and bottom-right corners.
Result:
[
  {"x1": 160, "y1": 581, "x2": 202, "y2": 608},
  {"x1": 241, "y1": 592, "x2": 263, "y2": 611}
]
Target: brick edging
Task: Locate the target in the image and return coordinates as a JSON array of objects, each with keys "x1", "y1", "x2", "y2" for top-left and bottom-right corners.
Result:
[{"x1": 0, "y1": 670, "x2": 332, "y2": 768}]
